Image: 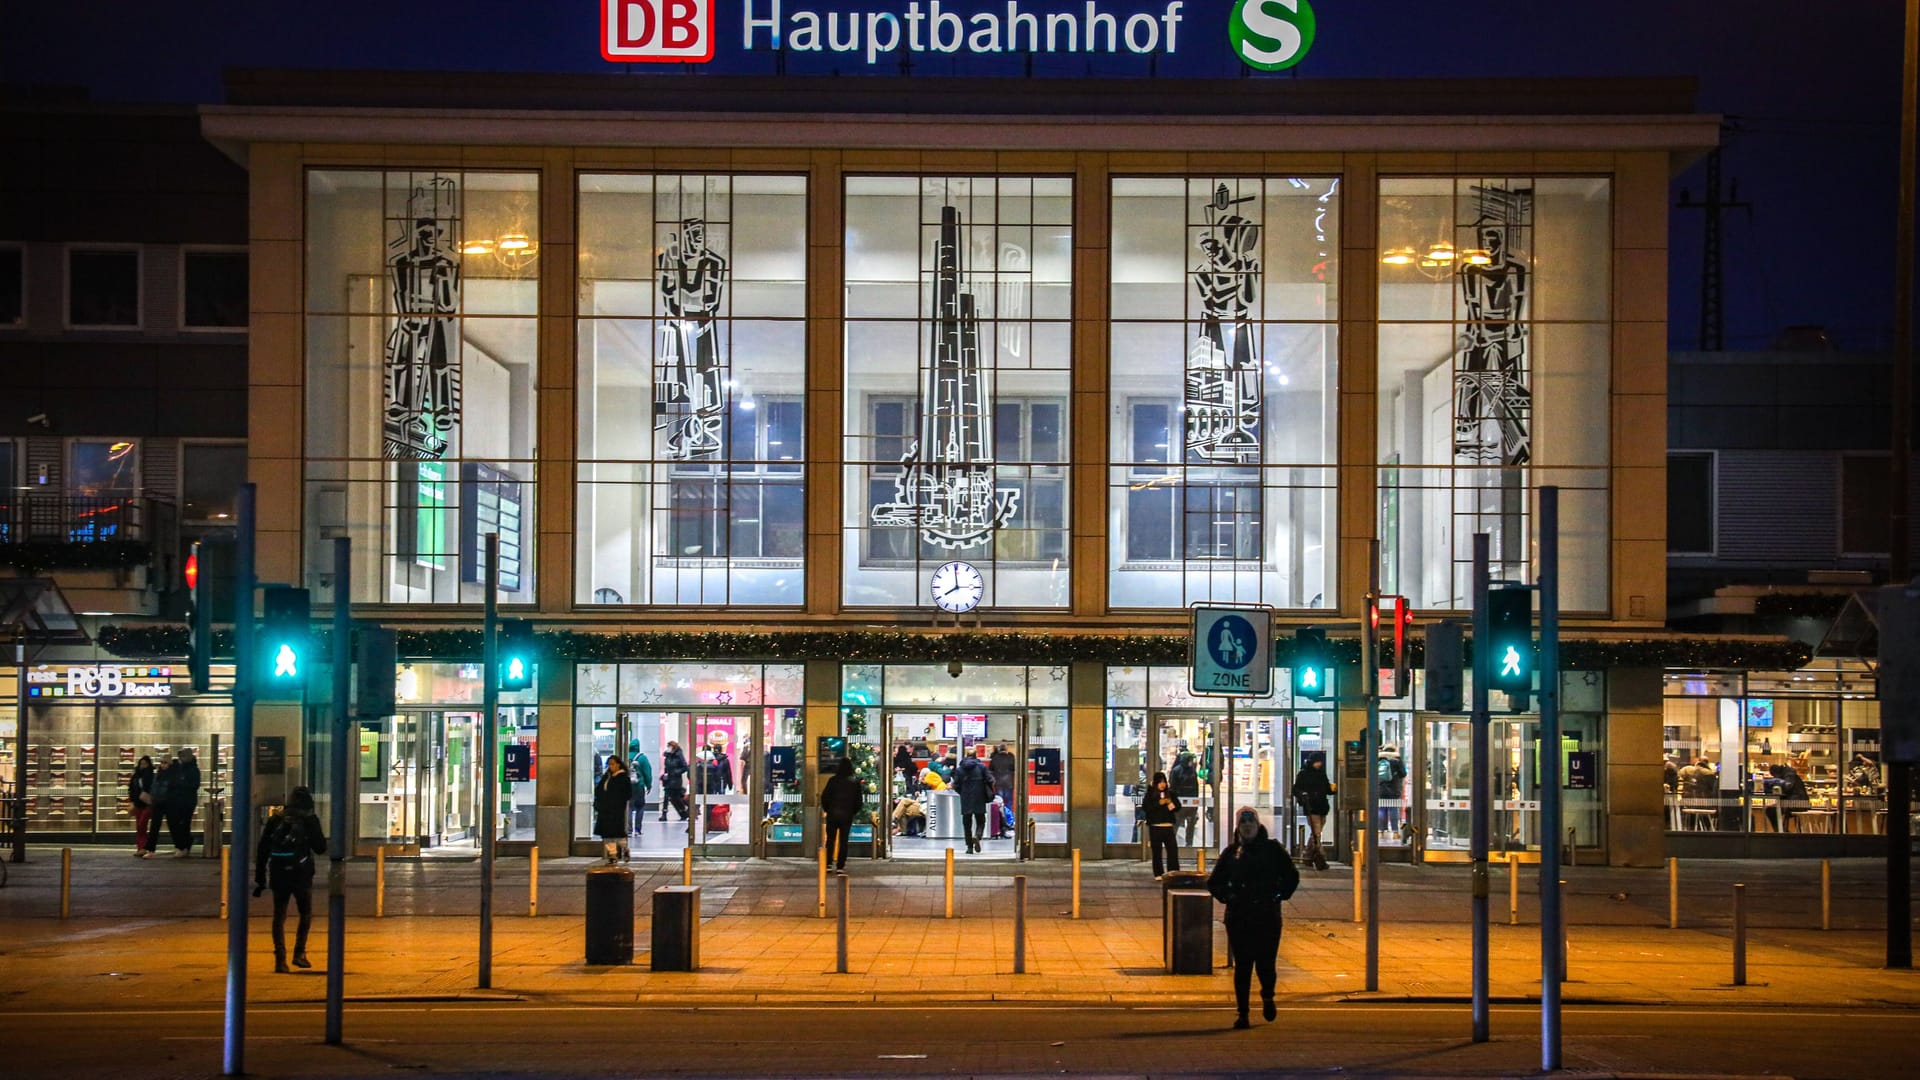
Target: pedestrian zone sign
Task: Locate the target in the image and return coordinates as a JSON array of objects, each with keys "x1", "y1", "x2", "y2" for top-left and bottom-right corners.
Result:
[{"x1": 1189, "y1": 606, "x2": 1273, "y2": 697}]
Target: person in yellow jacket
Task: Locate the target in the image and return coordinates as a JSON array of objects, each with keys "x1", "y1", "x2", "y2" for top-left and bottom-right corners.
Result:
[{"x1": 918, "y1": 765, "x2": 948, "y2": 791}]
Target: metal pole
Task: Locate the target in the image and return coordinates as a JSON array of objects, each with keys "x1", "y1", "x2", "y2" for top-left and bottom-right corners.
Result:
[
  {"x1": 13, "y1": 641, "x2": 28, "y2": 863},
  {"x1": 374, "y1": 845, "x2": 385, "y2": 917},
  {"x1": 219, "y1": 846, "x2": 228, "y2": 919},
  {"x1": 529, "y1": 847, "x2": 538, "y2": 918},
  {"x1": 1071, "y1": 847, "x2": 1081, "y2": 919},
  {"x1": 1890, "y1": 761, "x2": 1912, "y2": 968},
  {"x1": 223, "y1": 483, "x2": 256, "y2": 1077},
  {"x1": 1013, "y1": 874, "x2": 1028, "y2": 974},
  {"x1": 835, "y1": 873, "x2": 849, "y2": 973},
  {"x1": 1668, "y1": 856, "x2": 1679, "y2": 930},
  {"x1": 1538, "y1": 486, "x2": 1563, "y2": 1071},
  {"x1": 817, "y1": 842, "x2": 828, "y2": 918},
  {"x1": 1470, "y1": 532, "x2": 1491, "y2": 1042},
  {"x1": 1821, "y1": 858, "x2": 1831, "y2": 932},
  {"x1": 945, "y1": 845, "x2": 955, "y2": 918},
  {"x1": 1732, "y1": 883, "x2": 1747, "y2": 986},
  {"x1": 1225, "y1": 695, "x2": 1236, "y2": 845},
  {"x1": 60, "y1": 846, "x2": 71, "y2": 918},
  {"x1": 1364, "y1": 539, "x2": 1381, "y2": 993},
  {"x1": 478, "y1": 532, "x2": 498, "y2": 990},
  {"x1": 1889, "y1": 0, "x2": 1919, "y2": 977},
  {"x1": 325, "y1": 537, "x2": 350, "y2": 1045}
]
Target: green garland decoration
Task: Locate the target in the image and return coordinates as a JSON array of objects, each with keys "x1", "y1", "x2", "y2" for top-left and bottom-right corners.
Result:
[
  {"x1": 1751, "y1": 593, "x2": 1851, "y2": 620},
  {"x1": 98, "y1": 623, "x2": 1813, "y2": 673},
  {"x1": 0, "y1": 541, "x2": 151, "y2": 573}
]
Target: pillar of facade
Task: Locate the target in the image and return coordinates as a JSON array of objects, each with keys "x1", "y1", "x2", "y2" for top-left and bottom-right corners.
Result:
[
  {"x1": 534, "y1": 657, "x2": 573, "y2": 857},
  {"x1": 802, "y1": 659, "x2": 841, "y2": 855},
  {"x1": 1605, "y1": 666, "x2": 1666, "y2": 866},
  {"x1": 1067, "y1": 662, "x2": 1106, "y2": 858}
]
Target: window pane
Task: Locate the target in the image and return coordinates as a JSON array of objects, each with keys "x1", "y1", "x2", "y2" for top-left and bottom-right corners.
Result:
[
  {"x1": 1667, "y1": 452, "x2": 1713, "y2": 554},
  {"x1": 0, "y1": 249, "x2": 21, "y2": 325},
  {"x1": 182, "y1": 444, "x2": 246, "y2": 521},
  {"x1": 183, "y1": 251, "x2": 248, "y2": 328},
  {"x1": 69, "y1": 249, "x2": 139, "y2": 326}
]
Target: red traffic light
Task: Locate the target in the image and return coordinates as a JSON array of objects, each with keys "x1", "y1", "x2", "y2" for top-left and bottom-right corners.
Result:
[{"x1": 184, "y1": 545, "x2": 200, "y2": 596}]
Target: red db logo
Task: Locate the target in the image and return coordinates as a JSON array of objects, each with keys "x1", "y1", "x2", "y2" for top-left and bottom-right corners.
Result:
[{"x1": 603, "y1": 0, "x2": 714, "y2": 62}]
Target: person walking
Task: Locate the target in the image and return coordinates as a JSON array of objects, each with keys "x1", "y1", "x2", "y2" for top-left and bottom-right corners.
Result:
[
  {"x1": 253, "y1": 786, "x2": 327, "y2": 973},
  {"x1": 893, "y1": 743, "x2": 918, "y2": 794},
  {"x1": 1290, "y1": 757, "x2": 1333, "y2": 870},
  {"x1": 1374, "y1": 744, "x2": 1407, "y2": 842},
  {"x1": 819, "y1": 756, "x2": 864, "y2": 872},
  {"x1": 1142, "y1": 770, "x2": 1180, "y2": 877},
  {"x1": 128, "y1": 755, "x2": 157, "y2": 857},
  {"x1": 659, "y1": 741, "x2": 690, "y2": 822},
  {"x1": 594, "y1": 756, "x2": 633, "y2": 863},
  {"x1": 953, "y1": 752, "x2": 994, "y2": 854},
  {"x1": 165, "y1": 747, "x2": 202, "y2": 857},
  {"x1": 629, "y1": 748, "x2": 653, "y2": 835},
  {"x1": 988, "y1": 743, "x2": 1016, "y2": 804},
  {"x1": 1208, "y1": 807, "x2": 1299, "y2": 1029},
  {"x1": 1170, "y1": 743, "x2": 1202, "y2": 846}
]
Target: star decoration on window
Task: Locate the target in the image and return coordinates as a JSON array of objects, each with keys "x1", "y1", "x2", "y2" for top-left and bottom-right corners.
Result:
[
  {"x1": 1048, "y1": 666, "x2": 1067, "y2": 683},
  {"x1": 640, "y1": 687, "x2": 663, "y2": 704},
  {"x1": 715, "y1": 690, "x2": 734, "y2": 705}
]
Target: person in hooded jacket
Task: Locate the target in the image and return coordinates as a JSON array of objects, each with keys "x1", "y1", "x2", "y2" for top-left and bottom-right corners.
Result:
[
  {"x1": 1208, "y1": 807, "x2": 1299, "y2": 1029},
  {"x1": 628, "y1": 748, "x2": 653, "y2": 834},
  {"x1": 1141, "y1": 770, "x2": 1180, "y2": 877},
  {"x1": 594, "y1": 756, "x2": 633, "y2": 863},
  {"x1": 128, "y1": 755, "x2": 157, "y2": 857},
  {"x1": 659, "y1": 741, "x2": 691, "y2": 821},
  {"x1": 988, "y1": 744, "x2": 1017, "y2": 804},
  {"x1": 953, "y1": 752, "x2": 995, "y2": 854},
  {"x1": 819, "y1": 757, "x2": 864, "y2": 871},
  {"x1": 1374, "y1": 744, "x2": 1408, "y2": 841},
  {"x1": 1290, "y1": 757, "x2": 1333, "y2": 870},
  {"x1": 254, "y1": 786, "x2": 328, "y2": 973},
  {"x1": 893, "y1": 743, "x2": 918, "y2": 794},
  {"x1": 165, "y1": 747, "x2": 203, "y2": 857}
]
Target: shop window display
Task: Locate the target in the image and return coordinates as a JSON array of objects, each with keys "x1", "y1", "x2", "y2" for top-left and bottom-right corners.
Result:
[
  {"x1": 843, "y1": 176, "x2": 1073, "y2": 608},
  {"x1": 1108, "y1": 177, "x2": 1340, "y2": 609},
  {"x1": 1376, "y1": 177, "x2": 1610, "y2": 612},
  {"x1": 304, "y1": 169, "x2": 539, "y2": 604},
  {"x1": 576, "y1": 174, "x2": 807, "y2": 606}
]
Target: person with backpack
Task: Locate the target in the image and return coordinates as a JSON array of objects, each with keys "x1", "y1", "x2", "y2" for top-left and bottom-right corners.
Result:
[
  {"x1": 1169, "y1": 744, "x2": 1202, "y2": 846},
  {"x1": 819, "y1": 756, "x2": 864, "y2": 872},
  {"x1": 594, "y1": 756, "x2": 633, "y2": 863},
  {"x1": 1375, "y1": 744, "x2": 1408, "y2": 843},
  {"x1": 1208, "y1": 806, "x2": 1299, "y2": 1029},
  {"x1": 952, "y1": 752, "x2": 994, "y2": 854},
  {"x1": 253, "y1": 786, "x2": 327, "y2": 973},
  {"x1": 628, "y1": 747, "x2": 653, "y2": 835},
  {"x1": 128, "y1": 755, "x2": 157, "y2": 857},
  {"x1": 165, "y1": 747, "x2": 202, "y2": 857}
]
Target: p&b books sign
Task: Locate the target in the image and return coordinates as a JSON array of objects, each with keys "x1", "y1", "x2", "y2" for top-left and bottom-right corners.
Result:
[
  {"x1": 1189, "y1": 606, "x2": 1272, "y2": 697},
  {"x1": 602, "y1": 0, "x2": 1315, "y2": 70}
]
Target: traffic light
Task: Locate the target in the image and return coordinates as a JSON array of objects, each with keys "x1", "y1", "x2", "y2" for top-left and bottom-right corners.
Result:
[
  {"x1": 355, "y1": 624, "x2": 398, "y2": 718},
  {"x1": 1877, "y1": 583, "x2": 1920, "y2": 764},
  {"x1": 186, "y1": 540, "x2": 211, "y2": 693},
  {"x1": 498, "y1": 618, "x2": 535, "y2": 692},
  {"x1": 1291, "y1": 627, "x2": 1331, "y2": 702},
  {"x1": 1423, "y1": 619, "x2": 1465, "y2": 713},
  {"x1": 257, "y1": 586, "x2": 311, "y2": 700},
  {"x1": 1485, "y1": 585, "x2": 1533, "y2": 708}
]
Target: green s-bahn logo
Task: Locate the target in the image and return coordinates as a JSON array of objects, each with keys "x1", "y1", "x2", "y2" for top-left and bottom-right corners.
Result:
[{"x1": 1230, "y1": 0, "x2": 1316, "y2": 71}]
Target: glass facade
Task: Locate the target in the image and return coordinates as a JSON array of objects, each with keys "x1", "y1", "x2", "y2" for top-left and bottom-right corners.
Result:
[
  {"x1": 1108, "y1": 178, "x2": 1340, "y2": 608},
  {"x1": 1376, "y1": 177, "x2": 1611, "y2": 611},
  {"x1": 304, "y1": 169, "x2": 540, "y2": 604},
  {"x1": 576, "y1": 174, "x2": 808, "y2": 606},
  {"x1": 843, "y1": 177, "x2": 1074, "y2": 608}
]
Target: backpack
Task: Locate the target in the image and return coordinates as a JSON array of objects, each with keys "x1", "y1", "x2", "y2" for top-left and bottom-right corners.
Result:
[
  {"x1": 1170, "y1": 755, "x2": 1199, "y2": 793},
  {"x1": 265, "y1": 815, "x2": 307, "y2": 874},
  {"x1": 1376, "y1": 756, "x2": 1400, "y2": 786}
]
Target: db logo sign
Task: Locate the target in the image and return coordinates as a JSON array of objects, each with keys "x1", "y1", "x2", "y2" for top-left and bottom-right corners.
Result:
[{"x1": 603, "y1": 0, "x2": 715, "y2": 62}]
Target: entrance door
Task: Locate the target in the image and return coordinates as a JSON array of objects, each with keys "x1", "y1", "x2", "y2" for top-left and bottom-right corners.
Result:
[
  {"x1": 1413, "y1": 715, "x2": 1541, "y2": 860},
  {"x1": 880, "y1": 711, "x2": 1025, "y2": 861},
  {"x1": 356, "y1": 712, "x2": 425, "y2": 855},
  {"x1": 590, "y1": 710, "x2": 758, "y2": 858},
  {"x1": 1146, "y1": 711, "x2": 1292, "y2": 860}
]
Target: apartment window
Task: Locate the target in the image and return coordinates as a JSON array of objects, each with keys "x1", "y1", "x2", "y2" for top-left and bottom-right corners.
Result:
[
  {"x1": 1667, "y1": 452, "x2": 1714, "y2": 554},
  {"x1": 67, "y1": 247, "x2": 140, "y2": 328},
  {"x1": 182, "y1": 250, "x2": 248, "y2": 329},
  {"x1": 1840, "y1": 454, "x2": 1891, "y2": 555},
  {"x1": 0, "y1": 247, "x2": 22, "y2": 327},
  {"x1": 181, "y1": 443, "x2": 247, "y2": 522},
  {"x1": 67, "y1": 439, "x2": 140, "y2": 541}
]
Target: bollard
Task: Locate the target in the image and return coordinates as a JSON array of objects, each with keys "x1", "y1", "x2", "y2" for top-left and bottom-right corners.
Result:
[
  {"x1": 375, "y1": 845, "x2": 386, "y2": 918},
  {"x1": 1071, "y1": 848, "x2": 1082, "y2": 919},
  {"x1": 1559, "y1": 878, "x2": 1569, "y2": 982},
  {"x1": 219, "y1": 846, "x2": 230, "y2": 921},
  {"x1": 1668, "y1": 856, "x2": 1679, "y2": 930},
  {"x1": 1197, "y1": 846, "x2": 1206, "y2": 874},
  {"x1": 817, "y1": 844, "x2": 828, "y2": 919},
  {"x1": 1732, "y1": 882, "x2": 1747, "y2": 986},
  {"x1": 1353, "y1": 833, "x2": 1364, "y2": 924},
  {"x1": 1013, "y1": 875, "x2": 1028, "y2": 974},
  {"x1": 1821, "y1": 858, "x2": 1831, "y2": 931},
  {"x1": 1508, "y1": 852, "x2": 1520, "y2": 926},
  {"x1": 529, "y1": 847, "x2": 539, "y2": 918},
  {"x1": 682, "y1": 847, "x2": 692, "y2": 887},
  {"x1": 944, "y1": 847, "x2": 955, "y2": 919},
  {"x1": 60, "y1": 847, "x2": 72, "y2": 919},
  {"x1": 835, "y1": 873, "x2": 850, "y2": 974},
  {"x1": 1567, "y1": 827, "x2": 1577, "y2": 868}
]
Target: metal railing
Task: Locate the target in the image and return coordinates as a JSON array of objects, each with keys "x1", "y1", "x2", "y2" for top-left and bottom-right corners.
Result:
[{"x1": 0, "y1": 492, "x2": 177, "y2": 548}]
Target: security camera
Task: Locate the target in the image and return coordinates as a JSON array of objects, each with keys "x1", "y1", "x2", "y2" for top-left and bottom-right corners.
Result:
[
  {"x1": 25, "y1": 413, "x2": 48, "y2": 428},
  {"x1": 947, "y1": 659, "x2": 963, "y2": 679}
]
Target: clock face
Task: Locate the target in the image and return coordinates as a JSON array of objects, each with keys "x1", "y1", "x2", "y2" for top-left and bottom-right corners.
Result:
[{"x1": 929, "y1": 561, "x2": 985, "y2": 613}]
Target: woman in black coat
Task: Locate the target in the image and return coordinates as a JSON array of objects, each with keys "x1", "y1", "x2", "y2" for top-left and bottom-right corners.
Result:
[
  {"x1": 1290, "y1": 758, "x2": 1334, "y2": 870},
  {"x1": 594, "y1": 757, "x2": 633, "y2": 863},
  {"x1": 128, "y1": 755, "x2": 157, "y2": 857},
  {"x1": 1209, "y1": 807, "x2": 1300, "y2": 1029},
  {"x1": 1141, "y1": 770, "x2": 1180, "y2": 877},
  {"x1": 953, "y1": 755, "x2": 995, "y2": 854}
]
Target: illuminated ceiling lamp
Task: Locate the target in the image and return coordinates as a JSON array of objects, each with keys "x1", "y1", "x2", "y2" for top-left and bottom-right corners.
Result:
[{"x1": 1380, "y1": 246, "x2": 1416, "y2": 266}]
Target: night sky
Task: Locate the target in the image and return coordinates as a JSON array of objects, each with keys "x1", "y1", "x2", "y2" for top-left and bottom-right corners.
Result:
[{"x1": 4, "y1": 0, "x2": 1906, "y2": 352}]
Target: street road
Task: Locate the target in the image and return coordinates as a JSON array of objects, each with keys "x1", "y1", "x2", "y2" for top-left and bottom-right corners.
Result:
[{"x1": 1, "y1": 1002, "x2": 1904, "y2": 1079}]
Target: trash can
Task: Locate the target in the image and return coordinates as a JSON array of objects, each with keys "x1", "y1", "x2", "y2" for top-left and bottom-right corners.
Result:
[
  {"x1": 1164, "y1": 888, "x2": 1213, "y2": 975},
  {"x1": 584, "y1": 865, "x2": 634, "y2": 965},
  {"x1": 651, "y1": 884, "x2": 701, "y2": 971}
]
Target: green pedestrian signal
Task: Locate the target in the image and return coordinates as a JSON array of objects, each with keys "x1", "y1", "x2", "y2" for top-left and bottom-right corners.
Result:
[
  {"x1": 1485, "y1": 586, "x2": 1533, "y2": 706},
  {"x1": 258, "y1": 586, "x2": 311, "y2": 701},
  {"x1": 498, "y1": 618, "x2": 535, "y2": 692},
  {"x1": 1291, "y1": 627, "x2": 1331, "y2": 701}
]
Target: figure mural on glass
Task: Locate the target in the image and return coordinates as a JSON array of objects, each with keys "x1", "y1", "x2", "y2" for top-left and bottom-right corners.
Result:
[
  {"x1": 383, "y1": 177, "x2": 462, "y2": 461},
  {"x1": 1452, "y1": 185, "x2": 1531, "y2": 467},
  {"x1": 870, "y1": 205, "x2": 1019, "y2": 550},
  {"x1": 656, "y1": 217, "x2": 729, "y2": 460},
  {"x1": 1185, "y1": 183, "x2": 1263, "y2": 465}
]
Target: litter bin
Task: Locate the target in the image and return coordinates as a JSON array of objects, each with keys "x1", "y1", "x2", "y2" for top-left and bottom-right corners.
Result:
[
  {"x1": 584, "y1": 865, "x2": 634, "y2": 965},
  {"x1": 651, "y1": 884, "x2": 701, "y2": 971},
  {"x1": 1164, "y1": 888, "x2": 1213, "y2": 974}
]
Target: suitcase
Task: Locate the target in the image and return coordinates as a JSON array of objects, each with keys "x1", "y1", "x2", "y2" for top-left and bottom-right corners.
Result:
[{"x1": 705, "y1": 803, "x2": 731, "y2": 832}]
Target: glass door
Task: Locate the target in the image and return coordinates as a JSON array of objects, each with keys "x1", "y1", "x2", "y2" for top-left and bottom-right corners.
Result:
[
  {"x1": 437, "y1": 711, "x2": 481, "y2": 848},
  {"x1": 882, "y1": 710, "x2": 1023, "y2": 860},
  {"x1": 356, "y1": 713, "x2": 425, "y2": 855},
  {"x1": 1150, "y1": 712, "x2": 1223, "y2": 858},
  {"x1": 760, "y1": 707, "x2": 805, "y2": 852},
  {"x1": 1414, "y1": 715, "x2": 1541, "y2": 860}
]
